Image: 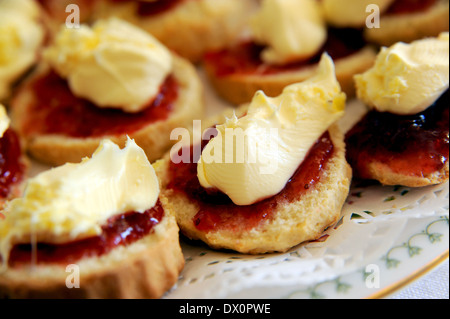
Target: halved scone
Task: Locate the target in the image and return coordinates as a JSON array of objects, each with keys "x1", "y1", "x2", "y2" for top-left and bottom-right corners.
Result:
[
  {"x1": 0, "y1": 139, "x2": 184, "y2": 299},
  {"x1": 93, "y1": 0, "x2": 258, "y2": 63},
  {"x1": 10, "y1": 18, "x2": 204, "y2": 167}
]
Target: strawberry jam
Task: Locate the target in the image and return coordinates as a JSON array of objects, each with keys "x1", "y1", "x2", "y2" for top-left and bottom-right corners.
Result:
[
  {"x1": 0, "y1": 129, "x2": 25, "y2": 199},
  {"x1": 385, "y1": 0, "x2": 438, "y2": 15},
  {"x1": 110, "y1": 0, "x2": 189, "y2": 16},
  {"x1": 21, "y1": 71, "x2": 178, "y2": 138},
  {"x1": 8, "y1": 201, "x2": 164, "y2": 266},
  {"x1": 346, "y1": 90, "x2": 449, "y2": 180},
  {"x1": 204, "y1": 28, "x2": 367, "y2": 77},
  {"x1": 167, "y1": 131, "x2": 334, "y2": 233}
]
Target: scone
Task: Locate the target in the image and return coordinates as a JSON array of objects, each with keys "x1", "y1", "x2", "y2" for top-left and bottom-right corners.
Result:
[
  {"x1": 0, "y1": 139, "x2": 184, "y2": 299},
  {"x1": 364, "y1": 0, "x2": 449, "y2": 46},
  {"x1": 36, "y1": 0, "x2": 95, "y2": 36},
  {"x1": 0, "y1": 105, "x2": 27, "y2": 210},
  {"x1": 93, "y1": 0, "x2": 258, "y2": 63},
  {"x1": 0, "y1": 0, "x2": 44, "y2": 103},
  {"x1": 10, "y1": 18, "x2": 204, "y2": 167},
  {"x1": 157, "y1": 55, "x2": 352, "y2": 254},
  {"x1": 203, "y1": 0, "x2": 376, "y2": 105},
  {"x1": 346, "y1": 34, "x2": 449, "y2": 187}
]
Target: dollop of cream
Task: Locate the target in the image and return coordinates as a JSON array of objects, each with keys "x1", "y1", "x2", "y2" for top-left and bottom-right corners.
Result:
[
  {"x1": 44, "y1": 18, "x2": 173, "y2": 113},
  {"x1": 250, "y1": 0, "x2": 327, "y2": 65},
  {"x1": 355, "y1": 33, "x2": 449, "y2": 115},
  {"x1": 0, "y1": 0, "x2": 44, "y2": 100},
  {"x1": 0, "y1": 104, "x2": 10, "y2": 138},
  {"x1": 321, "y1": 0, "x2": 395, "y2": 27},
  {"x1": 197, "y1": 54, "x2": 345, "y2": 206},
  {"x1": 0, "y1": 138, "x2": 160, "y2": 263}
]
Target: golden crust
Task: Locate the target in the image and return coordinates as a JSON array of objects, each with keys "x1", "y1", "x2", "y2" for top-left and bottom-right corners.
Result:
[
  {"x1": 364, "y1": 0, "x2": 449, "y2": 46},
  {"x1": 362, "y1": 160, "x2": 449, "y2": 188},
  {"x1": 0, "y1": 210, "x2": 184, "y2": 299},
  {"x1": 204, "y1": 46, "x2": 377, "y2": 105},
  {"x1": 155, "y1": 123, "x2": 352, "y2": 255},
  {"x1": 93, "y1": 0, "x2": 258, "y2": 63},
  {"x1": 10, "y1": 54, "x2": 205, "y2": 167}
]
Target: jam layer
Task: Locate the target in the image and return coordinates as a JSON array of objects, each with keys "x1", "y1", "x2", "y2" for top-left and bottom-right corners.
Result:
[
  {"x1": 168, "y1": 132, "x2": 335, "y2": 233},
  {"x1": 346, "y1": 90, "x2": 449, "y2": 180},
  {"x1": 385, "y1": 0, "x2": 438, "y2": 15},
  {"x1": 22, "y1": 71, "x2": 178, "y2": 138},
  {"x1": 204, "y1": 28, "x2": 367, "y2": 77},
  {"x1": 8, "y1": 201, "x2": 165, "y2": 266},
  {"x1": 110, "y1": 0, "x2": 189, "y2": 16},
  {"x1": 0, "y1": 129, "x2": 25, "y2": 199}
]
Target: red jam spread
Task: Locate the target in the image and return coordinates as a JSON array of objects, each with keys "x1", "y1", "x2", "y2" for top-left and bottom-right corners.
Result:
[
  {"x1": 204, "y1": 28, "x2": 367, "y2": 77},
  {"x1": 0, "y1": 129, "x2": 25, "y2": 199},
  {"x1": 345, "y1": 90, "x2": 449, "y2": 180},
  {"x1": 167, "y1": 131, "x2": 335, "y2": 233},
  {"x1": 110, "y1": 0, "x2": 189, "y2": 16},
  {"x1": 8, "y1": 201, "x2": 165, "y2": 266},
  {"x1": 22, "y1": 71, "x2": 178, "y2": 138},
  {"x1": 385, "y1": 0, "x2": 438, "y2": 15}
]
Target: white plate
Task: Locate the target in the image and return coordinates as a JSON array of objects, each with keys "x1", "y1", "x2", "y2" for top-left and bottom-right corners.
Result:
[
  {"x1": 28, "y1": 67, "x2": 449, "y2": 300},
  {"x1": 164, "y1": 68, "x2": 449, "y2": 299}
]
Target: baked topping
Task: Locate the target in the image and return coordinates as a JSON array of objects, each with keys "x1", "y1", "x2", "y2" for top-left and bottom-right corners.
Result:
[
  {"x1": 346, "y1": 90, "x2": 449, "y2": 179},
  {"x1": 22, "y1": 71, "x2": 177, "y2": 138},
  {"x1": 322, "y1": 0, "x2": 395, "y2": 27},
  {"x1": 0, "y1": 105, "x2": 9, "y2": 138},
  {"x1": 0, "y1": 0, "x2": 44, "y2": 100},
  {"x1": 197, "y1": 54, "x2": 345, "y2": 206},
  {"x1": 250, "y1": 0, "x2": 326, "y2": 65},
  {"x1": 355, "y1": 33, "x2": 449, "y2": 115},
  {"x1": 44, "y1": 18, "x2": 173, "y2": 113},
  {"x1": 0, "y1": 138, "x2": 159, "y2": 264}
]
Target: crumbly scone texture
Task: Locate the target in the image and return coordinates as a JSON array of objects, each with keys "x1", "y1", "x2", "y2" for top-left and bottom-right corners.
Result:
[
  {"x1": 155, "y1": 123, "x2": 352, "y2": 255},
  {"x1": 93, "y1": 0, "x2": 258, "y2": 63},
  {"x1": 10, "y1": 54, "x2": 205, "y2": 167},
  {"x1": 204, "y1": 46, "x2": 377, "y2": 105},
  {"x1": 364, "y1": 0, "x2": 449, "y2": 46},
  {"x1": 0, "y1": 210, "x2": 185, "y2": 299},
  {"x1": 360, "y1": 160, "x2": 449, "y2": 188}
]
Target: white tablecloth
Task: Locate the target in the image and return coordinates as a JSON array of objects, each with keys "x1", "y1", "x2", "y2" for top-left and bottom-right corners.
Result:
[{"x1": 390, "y1": 259, "x2": 449, "y2": 299}]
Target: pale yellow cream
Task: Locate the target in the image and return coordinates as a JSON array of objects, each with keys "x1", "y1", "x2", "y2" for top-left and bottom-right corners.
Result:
[
  {"x1": 197, "y1": 54, "x2": 345, "y2": 206},
  {"x1": 0, "y1": 104, "x2": 10, "y2": 138},
  {"x1": 355, "y1": 33, "x2": 449, "y2": 115},
  {"x1": 250, "y1": 0, "x2": 327, "y2": 65},
  {"x1": 44, "y1": 18, "x2": 173, "y2": 113},
  {"x1": 0, "y1": 138, "x2": 160, "y2": 263},
  {"x1": 0, "y1": 0, "x2": 44, "y2": 100}
]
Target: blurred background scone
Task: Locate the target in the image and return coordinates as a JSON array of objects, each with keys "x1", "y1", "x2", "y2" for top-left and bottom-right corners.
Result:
[
  {"x1": 0, "y1": 0, "x2": 44, "y2": 103},
  {"x1": 203, "y1": 0, "x2": 377, "y2": 105},
  {"x1": 10, "y1": 18, "x2": 204, "y2": 167},
  {"x1": 92, "y1": 0, "x2": 259, "y2": 63},
  {"x1": 322, "y1": 0, "x2": 449, "y2": 46}
]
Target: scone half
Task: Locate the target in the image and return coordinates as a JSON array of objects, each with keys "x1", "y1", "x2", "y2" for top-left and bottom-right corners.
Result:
[
  {"x1": 0, "y1": 205, "x2": 184, "y2": 299},
  {"x1": 155, "y1": 124, "x2": 352, "y2": 255},
  {"x1": 364, "y1": 0, "x2": 449, "y2": 46},
  {"x1": 11, "y1": 54, "x2": 204, "y2": 166},
  {"x1": 204, "y1": 42, "x2": 376, "y2": 105}
]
